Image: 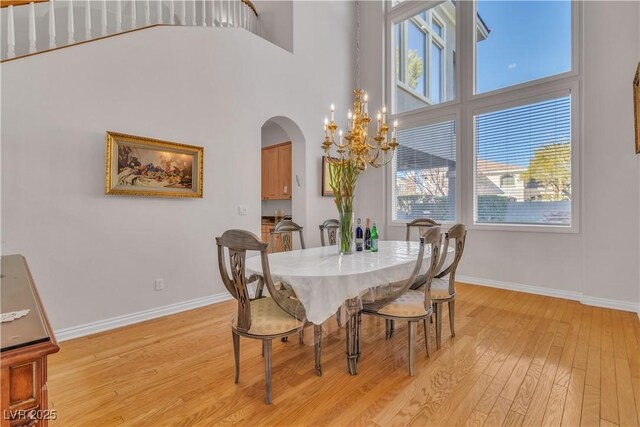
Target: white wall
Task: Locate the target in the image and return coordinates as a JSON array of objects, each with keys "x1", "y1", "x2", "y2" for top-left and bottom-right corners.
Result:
[
  {"x1": 358, "y1": 1, "x2": 640, "y2": 310},
  {"x1": 254, "y1": 0, "x2": 294, "y2": 52},
  {"x1": 1, "y1": 1, "x2": 355, "y2": 331}
]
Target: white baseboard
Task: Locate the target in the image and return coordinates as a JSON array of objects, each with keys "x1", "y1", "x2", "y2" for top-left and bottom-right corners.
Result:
[
  {"x1": 55, "y1": 292, "x2": 233, "y2": 342},
  {"x1": 457, "y1": 275, "x2": 640, "y2": 313}
]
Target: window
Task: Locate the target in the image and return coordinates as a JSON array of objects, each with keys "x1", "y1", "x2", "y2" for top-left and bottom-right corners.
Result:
[
  {"x1": 393, "y1": 2, "x2": 455, "y2": 114},
  {"x1": 386, "y1": 1, "x2": 578, "y2": 231},
  {"x1": 474, "y1": 95, "x2": 571, "y2": 226},
  {"x1": 475, "y1": 0, "x2": 572, "y2": 94},
  {"x1": 500, "y1": 174, "x2": 515, "y2": 187},
  {"x1": 392, "y1": 120, "x2": 456, "y2": 223}
]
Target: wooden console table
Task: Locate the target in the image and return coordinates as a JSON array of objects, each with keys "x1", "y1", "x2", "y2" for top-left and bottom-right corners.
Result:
[{"x1": 1, "y1": 255, "x2": 59, "y2": 427}]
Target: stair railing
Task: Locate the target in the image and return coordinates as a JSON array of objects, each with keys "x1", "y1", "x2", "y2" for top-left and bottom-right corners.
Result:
[{"x1": 1, "y1": 0, "x2": 259, "y2": 62}]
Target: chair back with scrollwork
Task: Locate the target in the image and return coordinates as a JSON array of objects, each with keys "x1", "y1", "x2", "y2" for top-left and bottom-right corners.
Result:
[
  {"x1": 319, "y1": 219, "x2": 339, "y2": 247},
  {"x1": 364, "y1": 227, "x2": 441, "y2": 311},
  {"x1": 406, "y1": 218, "x2": 441, "y2": 241},
  {"x1": 216, "y1": 230, "x2": 306, "y2": 333},
  {"x1": 270, "y1": 220, "x2": 305, "y2": 252},
  {"x1": 434, "y1": 223, "x2": 467, "y2": 296}
]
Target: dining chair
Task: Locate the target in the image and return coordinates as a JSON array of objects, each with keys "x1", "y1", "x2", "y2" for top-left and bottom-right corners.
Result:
[
  {"x1": 216, "y1": 229, "x2": 322, "y2": 404},
  {"x1": 428, "y1": 223, "x2": 467, "y2": 349},
  {"x1": 379, "y1": 218, "x2": 441, "y2": 338},
  {"x1": 359, "y1": 227, "x2": 442, "y2": 376},
  {"x1": 405, "y1": 218, "x2": 441, "y2": 241},
  {"x1": 319, "y1": 219, "x2": 339, "y2": 247},
  {"x1": 270, "y1": 219, "x2": 306, "y2": 252}
]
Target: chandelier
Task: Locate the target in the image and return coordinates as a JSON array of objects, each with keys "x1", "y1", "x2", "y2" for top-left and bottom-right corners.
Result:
[
  {"x1": 321, "y1": 1, "x2": 399, "y2": 174},
  {"x1": 322, "y1": 90, "x2": 398, "y2": 172}
]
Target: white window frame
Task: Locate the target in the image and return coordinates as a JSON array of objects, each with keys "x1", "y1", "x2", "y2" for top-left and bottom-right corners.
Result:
[
  {"x1": 390, "y1": 1, "x2": 454, "y2": 109},
  {"x1": 385, "y1": 0, "x2": 581, "y2": 233}
]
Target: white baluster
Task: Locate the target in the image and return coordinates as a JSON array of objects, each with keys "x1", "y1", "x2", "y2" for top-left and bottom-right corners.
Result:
[
  {"x1": 85, "y1": 0, "x2": 91, "y2": 40},
  {"x1": 211, "y1": 0, "x2": 216, "y2": 26},
  {"x1": 49, "y1": 0, "x2": 56, "y2": 48},
  {"x1": 68, "y1": 0, "x2": 75, "y2": 44},
  {"x1": 226, "y1": 0, "x2": 230, "y2": 26},
  {"x1": 29, "y1": 2, "x2": 37, "y2": 53},
  {"x1": 145, "y1": 0, "x2": 150, "y2": 25},
  {"x1": 101, "y1": 0, "x2": 107, "y2": 36},
  {"x1": 201, "y1": 0, "x2": 205, "y2": 26},
  {"x1": 191, "y1": 0, "x2": 196, "y2": 25},
  {"x1": 169, "y1": 0, "x2": 174, "y2": 24},
  {"x1": 131, "y1": 0, "x2": 136, "y2": 28},
  {"x1": 7, "y1": 5, "x2": 15, "y2": 58},
  {"x1": 116, "y1": 0, "x2": 122, "y2": 32},
  {"x1": 180, "y1": 0, "x2": 185, "y2": 25},
  {"x1": 234, "y1": 0, "x2": 238, "y2": 27},
  {"x1": 157, "y1": 0, "x2": 163, "y2": 23}
]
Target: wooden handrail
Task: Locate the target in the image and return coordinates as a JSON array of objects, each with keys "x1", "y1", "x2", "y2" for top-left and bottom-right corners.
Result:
[
  {"x1": 242, "y1": 0, "x2": 257, "y2": 17},
  {"x1": 1, "y1": 0, "x2": 47, "y2": 7}
]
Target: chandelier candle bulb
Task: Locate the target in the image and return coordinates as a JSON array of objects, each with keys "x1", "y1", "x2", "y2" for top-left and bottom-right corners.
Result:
[{"x1": 330, "y1": 104, "x2": 335, "y2": 122}]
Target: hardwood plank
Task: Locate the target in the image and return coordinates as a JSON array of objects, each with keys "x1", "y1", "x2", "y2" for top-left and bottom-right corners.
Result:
[
  {"x1": 465, "y1": 410, "x2": 489, "y2": 427},
  {"x1": 561, "y1": 368, "x2": 586, "y2": 427},
  {"x1": 541, "y1": 383, "x2": 568, "y2": 426},
  {"x1": 482, "y1": 396, "x2": 512, "y2": 427},
  {"x1": 614, "y1": 356, "x2": 639, "y2": 426},
  {"x1": 582, "y1": 384, "x2": 601, "y2": 427},
  {"x1": 503, "y1": 410, "x2": 525, "y2": 427},
  {"x1": 521, "y1": 345, "x2": 563, "y2": 426}
]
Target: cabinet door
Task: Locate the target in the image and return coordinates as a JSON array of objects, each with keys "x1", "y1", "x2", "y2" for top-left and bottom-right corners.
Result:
[
  {"x1": 261, "y1": 147, "x2": 279, "y2": 200},
  {"x1": 277, "y1": 144, "x2": 292, "y2": 199}
]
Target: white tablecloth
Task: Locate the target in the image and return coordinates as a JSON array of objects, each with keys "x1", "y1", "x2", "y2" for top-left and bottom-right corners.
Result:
[{"x1": 245, "y1": 241, "x2": 454, "y2": 325}]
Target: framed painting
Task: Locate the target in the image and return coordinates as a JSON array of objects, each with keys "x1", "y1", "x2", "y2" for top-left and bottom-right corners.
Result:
[
  {"x1": 634, "y1": 62, "x2": 640, "y2": 154},
  {"x1": 322, "y1": 156, "x2": 334, "y2": 197},
  {"x1": 105, "y1": 131, "x2": 204, "y2": 198}
]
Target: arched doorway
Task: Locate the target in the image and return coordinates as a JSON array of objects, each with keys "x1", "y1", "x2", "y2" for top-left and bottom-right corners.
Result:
[{"x1": 260, "y1": 117, "x2": 306, "y2": 240}]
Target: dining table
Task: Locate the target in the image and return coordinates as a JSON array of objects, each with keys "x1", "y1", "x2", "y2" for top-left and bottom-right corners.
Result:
[{"x1": 245, "y1": 240, "x2": 454, "y2": 375}]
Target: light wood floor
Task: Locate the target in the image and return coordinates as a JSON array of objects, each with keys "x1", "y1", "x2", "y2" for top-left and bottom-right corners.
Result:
[{"x1": 48, "y1": 283, "x2": 640, "y2": 426}]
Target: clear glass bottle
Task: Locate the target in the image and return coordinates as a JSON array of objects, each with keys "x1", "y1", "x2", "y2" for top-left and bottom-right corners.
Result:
[{"x1": 355, "y1": 218, "x2": 363, "y2": 251}]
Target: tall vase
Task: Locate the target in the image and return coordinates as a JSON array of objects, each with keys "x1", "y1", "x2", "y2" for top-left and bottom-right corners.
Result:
[{"x1": 339, "y1": 211, "x2": 355, "y2": 255}]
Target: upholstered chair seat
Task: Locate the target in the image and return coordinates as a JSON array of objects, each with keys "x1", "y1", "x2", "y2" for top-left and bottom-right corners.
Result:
[
  {"x1": 424, "y1": 276, "x2": 455, "y2": 300},
  {"x1": 232, "y1": 297, "x2": 303, "y2": 336},
  {"x1": 377, "y1": 290, "x2": 432, "y2": 317}
]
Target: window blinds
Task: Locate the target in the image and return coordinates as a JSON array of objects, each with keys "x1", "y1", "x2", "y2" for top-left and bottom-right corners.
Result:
[
  {"x1": 392, "y1": 120, "x2": 456, "y2": 222},
  {"x1": 474, "y1": 95, "x2": 572, "y2": 226}
]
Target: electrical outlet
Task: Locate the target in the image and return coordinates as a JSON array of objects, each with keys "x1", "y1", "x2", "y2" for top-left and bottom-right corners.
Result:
[
  {"x1": 238, "y1": 205, "x2": 248, "y2": 215},
  {"x1": 154, "y1": 278, "x2": 164, "y2": 291}
]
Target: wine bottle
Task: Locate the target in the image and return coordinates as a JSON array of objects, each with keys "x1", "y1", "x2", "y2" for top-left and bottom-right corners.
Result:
[
  {"x1": 364, "y1": 218, "x2": 371, "y2": 250},
  {"x1": 370, "y1": 222, "x2": 379, "y2": 252},
  {"x1": 355, "y1": 218, "x2": 363, "y2": 251}
]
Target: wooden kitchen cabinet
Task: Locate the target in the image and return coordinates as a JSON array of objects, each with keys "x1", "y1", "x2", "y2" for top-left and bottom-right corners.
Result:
[
  {"x1": 261, "y1": 142, "x2": 291, "y2": 200},
  {"x1": 261, "y1": 224, "x2": 288, "y2": 253}
]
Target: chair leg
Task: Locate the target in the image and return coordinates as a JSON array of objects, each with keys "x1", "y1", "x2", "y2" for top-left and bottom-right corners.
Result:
[
  {"x1": 314, "y1": 325, "x2": 322, "y2": 376},
  {"x1": 281, "y1": 336, "x2": 288, "y2": 342},
  {"x1": 299, "y1": 329, "x2": 304, "y2": 345},
  {"x1": 356, "y1": 312, "x2": 362, "y2": 362},
  {"x1": 264, "y1": 339, "x2": 273, "y2": 404},
  {"x1": 386, "y1": 319, "x2": 395, "y2": 339},
  {"x1": 423, "y1": 318, "x2": 431, "y2": 357},
  {"x1": 408, "y1": 321, "x2": 417, "y2": 376},
  {"x1": 232, "y1": 331, "x2": 240, "y2": 384},
  {"x1": 448, "y1": 300, "x2": 456, "y2": 337},
  {"x1": 336, "y1": 309, "x2": 342, "y2": 327},
  {"x1": 434, "y1": 303, "x2": 442, "y2": 349}
]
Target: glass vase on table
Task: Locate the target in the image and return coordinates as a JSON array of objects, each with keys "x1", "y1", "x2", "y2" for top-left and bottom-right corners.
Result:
[{"x1": 339, "y1": 211, "x2": 355, "y2": 255}]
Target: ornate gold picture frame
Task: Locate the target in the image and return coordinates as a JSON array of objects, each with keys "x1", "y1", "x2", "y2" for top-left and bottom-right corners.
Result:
[
  {"x1": 322, "y1": 156, "x2": 334, "y2": 197},
  {"x1": 634, "y1": 62, "x2": 640, "y2": 154},
  {"x1": 105, "y1": 131, "x2": 204, "y2": 198}
]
